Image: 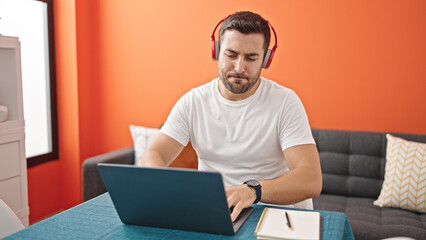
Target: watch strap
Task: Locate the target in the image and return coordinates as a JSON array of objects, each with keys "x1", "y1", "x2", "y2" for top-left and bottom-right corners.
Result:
[{"x1": 244, "y1": 180, "x2": 261, "y2": 204}]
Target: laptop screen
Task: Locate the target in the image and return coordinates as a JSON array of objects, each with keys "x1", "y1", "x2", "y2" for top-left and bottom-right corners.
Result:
[{"x1": 97, "y1": 163, "x2": 252, "y2": 235}]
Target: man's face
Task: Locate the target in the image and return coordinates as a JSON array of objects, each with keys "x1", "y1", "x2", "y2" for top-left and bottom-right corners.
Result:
[{"x1": 218, "y1": 29, "x2": 265, "y2": 100}]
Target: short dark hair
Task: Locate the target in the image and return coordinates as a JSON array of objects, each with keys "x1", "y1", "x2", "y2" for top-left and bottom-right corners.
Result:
[{"x1": 219, "y1": 11, "x2": 271, "y2": 53}]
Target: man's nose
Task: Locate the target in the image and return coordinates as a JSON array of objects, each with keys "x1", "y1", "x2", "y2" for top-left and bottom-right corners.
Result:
[{"x1": 234, "y1": 57, "x2": 246, "y2": 73}]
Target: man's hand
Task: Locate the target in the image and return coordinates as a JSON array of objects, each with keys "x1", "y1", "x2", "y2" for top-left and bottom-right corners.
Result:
[{"x1": 225, "y1": 185, "x2": 256, "y2": 222}]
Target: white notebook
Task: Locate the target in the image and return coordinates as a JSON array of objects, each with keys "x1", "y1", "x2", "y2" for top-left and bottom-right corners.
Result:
[{"x1": 254, "y1": 207, "x2": 321, "y2": 240}]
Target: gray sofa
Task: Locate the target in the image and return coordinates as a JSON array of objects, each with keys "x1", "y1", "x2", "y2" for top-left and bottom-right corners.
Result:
[{"x1": 82, "y1": 129, "x2": 426, "y2": 240}]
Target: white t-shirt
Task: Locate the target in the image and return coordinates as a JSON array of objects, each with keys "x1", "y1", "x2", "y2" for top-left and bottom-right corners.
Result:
[{"x1": 160, "y1": 77, "x2": 315, "y2": 188}]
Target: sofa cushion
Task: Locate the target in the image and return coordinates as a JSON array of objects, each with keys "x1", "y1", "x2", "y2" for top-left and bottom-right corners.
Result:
[
  {"x1": 374, "y1": 134, "x2": 425, "y2": 213},
  {"x1": 312, "y1": 129, "x2": 426, "y2": 199},
  {"x1": 312, "y1": 130, "x2": 386, "y2": 198},
  {"x1": 313, "y1": 194, "x2": 426, "y2": 240}
]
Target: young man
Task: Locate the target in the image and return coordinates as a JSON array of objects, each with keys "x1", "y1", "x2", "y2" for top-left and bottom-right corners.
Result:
[{"x1": 139, "y1": 11, "x2": 322, "y2": 222}]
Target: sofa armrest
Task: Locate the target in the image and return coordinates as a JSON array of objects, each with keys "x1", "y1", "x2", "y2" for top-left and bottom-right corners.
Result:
[{"x1": 82, "y1": 146, "x2": 135, "y2": 201}]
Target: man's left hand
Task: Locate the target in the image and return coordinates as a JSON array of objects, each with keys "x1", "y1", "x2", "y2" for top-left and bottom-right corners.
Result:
[{"x1": 225, "y1": 185, "x2": 256, "y2": 222}]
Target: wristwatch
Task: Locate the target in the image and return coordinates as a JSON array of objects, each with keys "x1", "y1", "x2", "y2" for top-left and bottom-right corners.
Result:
[{"x1": 244, "y1": 180, "x2": 262, "y2": 204}]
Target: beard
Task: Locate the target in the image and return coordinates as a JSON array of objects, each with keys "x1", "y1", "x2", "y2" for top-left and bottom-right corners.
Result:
[{"x1": 219, "y1": 69, "x2": 261, "y2": 94}]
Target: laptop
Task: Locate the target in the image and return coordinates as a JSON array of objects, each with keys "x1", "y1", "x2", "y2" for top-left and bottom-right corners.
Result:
[{"x1": 97, "y1": 163, "x2": 253, "y2": 235}]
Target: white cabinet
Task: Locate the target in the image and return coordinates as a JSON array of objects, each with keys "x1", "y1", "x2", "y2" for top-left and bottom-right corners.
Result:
[{"x1": 0, "y1": 35, "x2": 29, "y2": 226}]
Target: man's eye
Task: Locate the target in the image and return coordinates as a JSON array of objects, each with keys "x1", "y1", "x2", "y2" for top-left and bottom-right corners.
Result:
[
  {"x1": 247, "y1": 58, "x2": 257, "y2": 61},
  {"x1": 226, "y1": 54, "x2": 236, "y2": 58}
]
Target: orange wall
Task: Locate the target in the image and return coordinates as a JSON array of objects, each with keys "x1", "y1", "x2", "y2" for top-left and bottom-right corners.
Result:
[
  {"x1": 27, "y1": 0, "x2": 426, "y2": 223},
  {"x1": 27, "y1": 0, "x2": 81, "y2": 223},
  {"x1": 90, "y1": 0, "x2": 426, "y2": 158}
]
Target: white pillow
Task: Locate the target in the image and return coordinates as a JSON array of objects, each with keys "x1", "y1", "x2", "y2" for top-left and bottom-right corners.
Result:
[
  {"x1": 373, "y1": 134, "x2": 426, "y2": 213},
  {"x1": 129, "y1": 125, "x2": 159, "y2": 166}
]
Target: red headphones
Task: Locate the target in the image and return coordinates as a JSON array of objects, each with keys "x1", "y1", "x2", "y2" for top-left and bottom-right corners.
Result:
[{"x1": 210, "y1": 15, "x2": 278, "y2": 69}]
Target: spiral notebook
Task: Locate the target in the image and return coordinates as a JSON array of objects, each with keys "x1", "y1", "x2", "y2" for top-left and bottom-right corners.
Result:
[{"x1": 255, "y1": 207, "x2": 321, "y2": 240}]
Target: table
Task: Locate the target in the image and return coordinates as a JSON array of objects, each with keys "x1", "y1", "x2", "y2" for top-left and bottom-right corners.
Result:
[{"x1": 5, "y1": 193, "x2": 354, "y2": 239}]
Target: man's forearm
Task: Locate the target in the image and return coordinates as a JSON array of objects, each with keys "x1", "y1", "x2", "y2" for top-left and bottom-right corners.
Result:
[{"x1": 259, "y1": 166, "x2": 322, "y2": 205}]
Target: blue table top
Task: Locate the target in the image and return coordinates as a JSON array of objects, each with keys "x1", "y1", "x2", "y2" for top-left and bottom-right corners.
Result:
[{"x1": 6, "y1": 193, "x2": 354, "y2": 240}]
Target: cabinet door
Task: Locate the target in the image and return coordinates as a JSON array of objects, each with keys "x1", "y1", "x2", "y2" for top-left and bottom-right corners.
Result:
[
  {"x1": 0, "y1": 176, "x2": 21, "y2": 211},
  {"x1": 0, "y1": 140, "x2": 20, "y2": 179}
]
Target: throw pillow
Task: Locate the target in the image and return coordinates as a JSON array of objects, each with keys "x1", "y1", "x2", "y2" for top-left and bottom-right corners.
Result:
[
  {"x1": 373, "y1": 134, "x2": 426, "y2": 213},
  {"x1": 129, "y1": 125, "x2": 159, "y2": 166}
]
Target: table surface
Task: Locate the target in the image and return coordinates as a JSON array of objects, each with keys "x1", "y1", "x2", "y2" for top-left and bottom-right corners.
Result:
[{"x1": 5, "y1": 193, "x2": 354, "y2": 240}]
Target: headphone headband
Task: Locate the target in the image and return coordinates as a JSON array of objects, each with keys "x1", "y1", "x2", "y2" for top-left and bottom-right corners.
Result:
[{"x1": 211, "y1": 14, "x2": 278, "y2": 69}]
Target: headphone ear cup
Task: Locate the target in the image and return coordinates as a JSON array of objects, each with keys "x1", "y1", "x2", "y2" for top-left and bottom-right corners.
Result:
[
  {"x1": 263, "y1": 48, "x2": 276, "y2": 69},
  {"x1": 211, "y1": 40, "x2": 217, "y2": 60},
  {"x1": 211, "y1": 41, "x2": 219, "y2": 60},
  {"x1": 214, "y1": 41, "x2": 219, "y2": 60},
  {"x1": 262, "y1": 49, "x2": 272, "y2": 68}
]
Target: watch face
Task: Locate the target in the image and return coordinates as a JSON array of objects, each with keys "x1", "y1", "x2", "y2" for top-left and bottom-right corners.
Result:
[{"x1": 246, "y1": 180, "x2": 260, "y2": 187}]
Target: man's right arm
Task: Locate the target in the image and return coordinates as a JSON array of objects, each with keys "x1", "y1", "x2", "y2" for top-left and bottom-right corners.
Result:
[{"x1": 138, "y1": 133, "x2": 184, "y2": 167}]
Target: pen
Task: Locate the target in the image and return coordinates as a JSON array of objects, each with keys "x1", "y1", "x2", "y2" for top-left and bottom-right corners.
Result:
[{"x1": 285, "y1": 211, "x2": 292, "y2": 231}]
